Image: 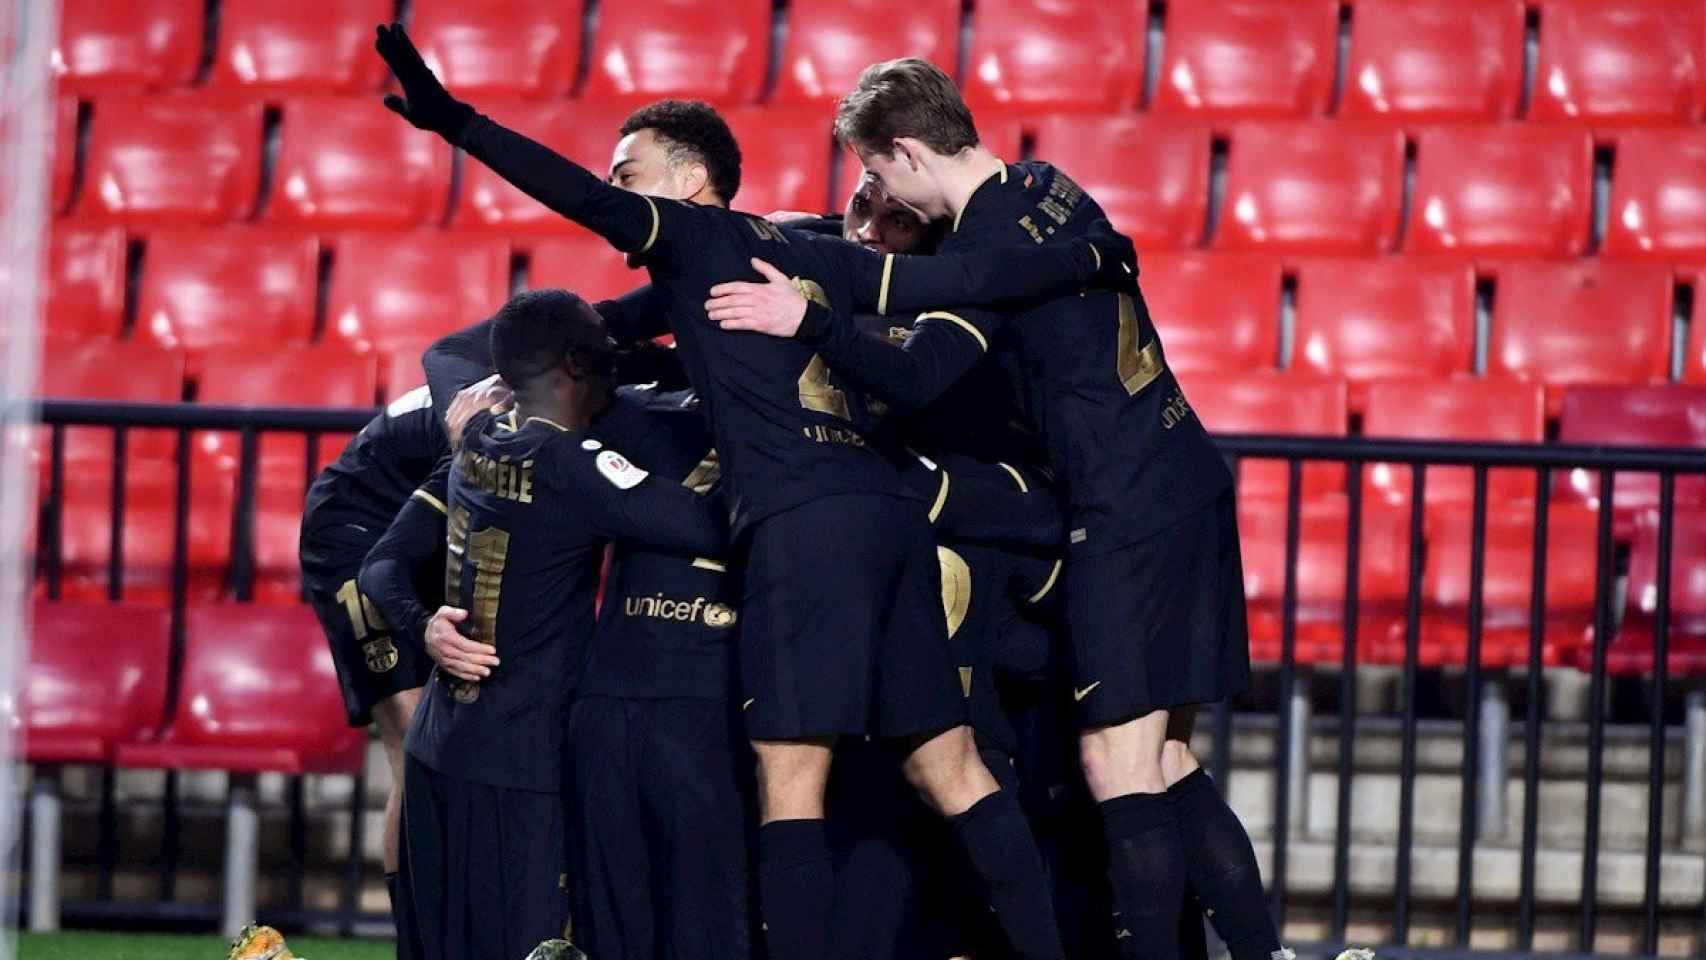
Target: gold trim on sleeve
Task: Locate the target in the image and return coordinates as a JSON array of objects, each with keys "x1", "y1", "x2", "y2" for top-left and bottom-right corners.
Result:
[
  {"x1": 411, "y1": 488, "x2": 448, "y2": 515},
  {"x1": 691, "y1": 557, "x2": 728, "y2": 573},
  {"x1": 1025, "y1": 559, "x2": 1063, "y2": 605},
  {"x1": 877, "y1": 253, "x2": 895, "y2": 316},
  {"x1": 927, "y1": 471, "x2": 951, "y2": 523},
  {"x1": 640, "y1": 196, "x2": 661, "y2": 254},
  {"x1": 918, "y1": 311, "x2": 988, "y2": 353},
  {"x1": 996, "y1": 462, "x2": 1028, "y2": 493}
]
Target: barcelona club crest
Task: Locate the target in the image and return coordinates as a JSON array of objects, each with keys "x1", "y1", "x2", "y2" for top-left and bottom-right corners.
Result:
[
  {"x1": 363, "y1": 637, "x2": 400, "y2": 673},
  {"x1": 452, "y1": 680, "x2": 481, "y2": 704}
]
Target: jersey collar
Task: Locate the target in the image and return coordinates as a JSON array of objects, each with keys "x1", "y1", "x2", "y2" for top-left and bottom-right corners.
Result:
[{"x1": 951, "y1": 160, "x2": 1010, "y2": 234}]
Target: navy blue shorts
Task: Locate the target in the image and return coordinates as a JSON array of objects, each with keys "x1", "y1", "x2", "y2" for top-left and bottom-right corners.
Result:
[
  {"x1": 1065, "y1": 490, "x2": 1251, "y2": 728},
  {"x1": 396, "y1": 754, "x2": 568, "y2": 960},
  {"x1": 562, "y1": 695, "x2": 752, "y2": 960},
  {"x1": 739, "y1": 493, "x2": 965, "y2": 741},
  {"x1": 301, "y1": 522, "x2": 431, "y2": 727}
]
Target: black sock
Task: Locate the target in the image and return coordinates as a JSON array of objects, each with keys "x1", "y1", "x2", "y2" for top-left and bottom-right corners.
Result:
[
  {"x1": 949, "y1": 789, "x2": 1066, "y2": 960},
  {"x1": 1169, "y1": 769, "x2": 1283, "y2": 960},
  {"x1": 1100, "y1": 792, "x2": 1185, "y2": 960},
  {"x1": 758, "y1": 819, "x2": 833, "y2": 960}
]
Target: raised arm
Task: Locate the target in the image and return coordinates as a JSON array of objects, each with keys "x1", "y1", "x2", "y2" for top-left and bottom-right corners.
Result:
[
  {"x1": 375, "y1": 23, "x2": 687, "y2": 259},
  {"x1": 797, "y1": 299, "x2": 997, "y2": 410},
  {"x1": 423, "y1": 320, "x2": 494, "y2": 427}
]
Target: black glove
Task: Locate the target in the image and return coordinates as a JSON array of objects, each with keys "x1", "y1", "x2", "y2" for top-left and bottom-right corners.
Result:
[
  {"x1": 374, "y1": 22, "x2": 475, "y2": 141},
  {"x1": 1074, "y1": 218, "x2": 1140, "y2": 295}
]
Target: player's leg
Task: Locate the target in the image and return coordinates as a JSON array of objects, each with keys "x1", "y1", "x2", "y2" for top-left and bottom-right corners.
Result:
[
  {"x1": 750, "y1": 738, "x2": 835, "y2": 960},
  {"x1": 879, "y1": 504, "x2": 1064, "y2": 960},
  {"x1": 370, "y1": 687, "x2": 423, "y2": 905},
  {"x1": 1163, "y1": 707, "x2": 1285, "y2": 960},
  {"x1": 565, "y1": 696, "x2": 653, "y2": 960},
  {"x1": 645, "y1": 697, "x2": 752, "y2": 960},
  {"x1": 396, "y1": 753, "x2": 445, "y2": 960}
]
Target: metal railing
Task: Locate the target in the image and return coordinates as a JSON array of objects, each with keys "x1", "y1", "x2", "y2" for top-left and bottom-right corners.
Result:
[{"x1": 15, "y1": 401, "x2": 1706, "y2": 953}]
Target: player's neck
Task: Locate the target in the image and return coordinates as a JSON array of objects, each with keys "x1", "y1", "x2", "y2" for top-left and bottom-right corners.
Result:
[
  {"x1": 516, "y1": 383, "x2": 609, "y2": 431},
  {"x1": 940, "y1": 147, "x2": 1006, "y2": 222}
]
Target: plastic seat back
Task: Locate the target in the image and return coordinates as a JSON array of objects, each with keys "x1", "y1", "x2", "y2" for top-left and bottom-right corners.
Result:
[{"x1": 1156, "y1": 0, "x2": 1339, "y2": 117}]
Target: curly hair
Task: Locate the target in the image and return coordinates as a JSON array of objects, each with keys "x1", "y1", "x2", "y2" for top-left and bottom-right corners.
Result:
[
  {"x1": 619, "y1": 99, "x2": 743, "y2": 204},
  {"x1": 489, "y1": 289, "x2": 615, "y2": 389}
]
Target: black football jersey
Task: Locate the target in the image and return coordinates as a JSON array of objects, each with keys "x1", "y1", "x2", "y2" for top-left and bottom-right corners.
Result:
[{"x1": 303, "y1": 385, "x2": 448, "y2": 537}]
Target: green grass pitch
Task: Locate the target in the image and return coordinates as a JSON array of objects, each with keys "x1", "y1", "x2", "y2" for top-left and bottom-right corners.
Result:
[{"x1": 17, "y1": 931, "x2": 395, "y2": 959}]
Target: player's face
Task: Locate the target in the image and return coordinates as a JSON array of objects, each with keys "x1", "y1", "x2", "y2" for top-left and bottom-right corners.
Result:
[
  {"x1": 608, "y1": 129, "x2": 698, "y2": 201},
  {"x1": 843, "y1": 177, "x2": 930, "y2": 255},
  {"x1": 857, "y1": 143, "x2": 946, "y2": 219}
]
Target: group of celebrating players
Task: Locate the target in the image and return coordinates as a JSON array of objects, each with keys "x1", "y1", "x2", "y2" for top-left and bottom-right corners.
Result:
[{"x1": 294, "y1": 21, "x2": 1292, "y2": 960}]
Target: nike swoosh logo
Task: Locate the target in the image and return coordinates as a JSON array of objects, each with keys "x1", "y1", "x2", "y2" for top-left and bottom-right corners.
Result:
[
  {"x1": 1074, "y1": 681, "x2": 1101, "y2": 702},
  {"x1": 742, "y1": 698, "x2": 755, "y2": 711}
]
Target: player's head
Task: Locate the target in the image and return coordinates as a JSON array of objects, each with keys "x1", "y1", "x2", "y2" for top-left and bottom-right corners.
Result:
[
  {"x1": 489, "y1": 289, "x2": 615, "y2": 395},
  {"x1": 611, "y1": 100, "x2": 742, "y2": 208},
  {"x1": 842, "y1": 175, "x2": 941, "y2": 255},
  {"x1": 835, "y1": 58, "x2": 979, "y2": 217}
]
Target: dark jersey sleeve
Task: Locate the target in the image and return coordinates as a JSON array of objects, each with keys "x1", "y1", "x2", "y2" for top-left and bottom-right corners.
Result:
[
  {"x1": 595, "y1": 285, "x2": 670, "y2": 345},
  {"x1": 809, "y1": 233, "x2": 1100, "y2": 318},
  {"x1": 458, "y1": 113, "x2": 706, "y2": 265},
  {"x1": 357, "y1": 459, "x2": 451, "y2": 654},
  {"x1": 557, "y1": 444, "x2": 729, "y2": 558},
  {"x1": 423, "y1": 320, "x2": 494, "y2": 428},
  {"x1": 794, "y1": 300, "x2": 1000, "y2": 411},
  {"x1": 900, "y1": 453, "x2": 1063, "y2": 550}
]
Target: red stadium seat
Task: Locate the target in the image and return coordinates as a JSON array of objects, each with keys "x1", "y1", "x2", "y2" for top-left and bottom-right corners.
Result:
[
  {"x1": 1182, "y1": 370, "x2": 1347, "y2": 500},
  {"x1": 52, "y1": 462, "x2": 234, "y2": 605},
  {"x1": 23, "y1": 601, "x2": 170, "y2": 763},
  {"x1": 1156, "y1": 0, "x2": 1339, "y2": 117},
  {"x1": 1341, "y1": 0, "x2": 1525, "y2": 121},
  {"x1": 1587, "y1": 509, "x2": 1706, "y2": 676},
  {"x1": 409, "y1": 0, "x2": 583, "y2": 99},
  {"x1": 116, "y1": 603, "x2": 367, "y2": 774},
  {"x1": 1533, "y1": 0, "x2": 1705, "y2": 124},
  {"x1": 266, "y1": 96, "x2": 453, "y2": 229},
  {"x1": 1029, "y1": 115, "x2": 1210, "y2": 248},
  {"x1": 44, "y1": 225, "x2": 126, "y2": 341},
  {"x1": 1241, "y1": 497, "x2": 1411, "y2": 665},
  {"x1": 77, "y1": 96, "x2": 263, "y2": 224},
  {"x1": 1556, "y1": 385, "x2": 1706, "y2": 530},
  {"x1": 1362, "y1": 377, "x2": 1547, "y2": 509},
  {"x1": 582, "y1": 0, "x2": 771, "y2": 103},
  {"x1": 1489, "y1": 261, "x2": 1673, "y2": 412},
  {"x1": 775, "y1": 0, "x2": 960, "y2": 105},
  {"x1": 193, "y1": 347, "x2": 375, "y2": 602},
  {"x1": 1369, "y1": 503, "x2": 1602, "y2": 668},
  {"x1": 723, "y1": 107, "x2": 833, "y2": 215},
  {"x1": 326, "y1": 232, "x2": 511, "y2": 353},
  {"x1": 383, "y1": 345, "x2": 431, "y2": 402},
  {"x1": 963, "y1": 0, "x2": 1145, "y2": 111},
  {"x1": 1291, "y1": 258, "x2": 1476, "y2": 407},
  {"x1": 1406, "y1": 125, "x2": 1594, "y2": 258},
  {"x1": 1603, "y1": 127, "x2": 1706, "y2": 260},
  {"x1": 208, "y1": 0, "x2": 391, "y2": 94},
  {"x1": 38, "y1": 339, "x2": 184, "y2": 464},
  {"x1": 1141, "y1": 251, "x2": 1282, "y2": 376},
  {"x1": 52, "y1": 93, "x2": 77, "y2": 214},
  {"x1": 527, "y1": 233, "x2": 648, "y2": 304},
  {"x1": 453, "y1": 100, "x2": 632, "y2": 233},
  {"x1": 1218, "y1": 123, "x2": 1405, "y2": 253},
  {"x1": 136, "y1": 228, "x2": 319, "y2": 355},
  {"x1": 53, "y1": 0, "x2": 201, "y2": 91}
]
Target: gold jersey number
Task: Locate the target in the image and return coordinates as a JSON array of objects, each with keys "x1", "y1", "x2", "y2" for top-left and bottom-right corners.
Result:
[
  {"x1": 334, "y1": 579, "x2": 389, "y2": 639},
  {"x1": 446, "y1": 506, "x2": 512, "y2": 648}
]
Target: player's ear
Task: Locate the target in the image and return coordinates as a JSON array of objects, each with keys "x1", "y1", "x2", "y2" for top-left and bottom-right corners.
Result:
[
  {"x1": 893, "y1": 138, "x2": 923, "y2": 171},
  {"x1": 679, "y1": 161, "x2": 711, "y2": 202}
]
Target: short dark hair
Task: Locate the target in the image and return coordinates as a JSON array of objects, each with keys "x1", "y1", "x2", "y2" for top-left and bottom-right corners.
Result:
[
  {"x1": 619, "y1": 99, "x2": 743, "y2": 204},
  {"x1": 835, "y1": 58, "x2": 979, "y2": 158},
  {"x1": 488, "y1": 289, "x2": 614, "y2": 390}
]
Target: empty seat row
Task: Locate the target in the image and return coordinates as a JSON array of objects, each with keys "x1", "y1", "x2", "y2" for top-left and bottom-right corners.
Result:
[
  {"x1": 54, "y1": 0, "x2": 1706, "y2": 122},
  {"x1": 54, "y1": 95, "x2": 1706, "y2": 263},
  {"x1": 44, "y1": 225, "x2": 646, "y2": 355},
  {"x1": 54, "y1": 95, "x2": 834, "y2": 224}
]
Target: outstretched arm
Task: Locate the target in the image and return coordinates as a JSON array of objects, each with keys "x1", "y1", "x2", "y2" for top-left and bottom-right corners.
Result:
[{"x1": 375, "y1": 23, "x2": 692, "y2": 261}]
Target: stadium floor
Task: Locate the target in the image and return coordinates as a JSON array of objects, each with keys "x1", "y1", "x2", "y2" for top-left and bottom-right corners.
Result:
[{"x1": 17, "y1": 931, "x2": 394, "y2": 959}]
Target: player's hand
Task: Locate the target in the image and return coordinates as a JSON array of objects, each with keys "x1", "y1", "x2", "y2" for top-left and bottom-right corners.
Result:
[
  {"x1": 1076, "y1": 218, "x2": 1139, "y2": 294},
  {"x1": 374, "y1": 22, "x2": 474, "y2": 140},
  {"x1": 446, "y1": 374, "x2": 512, "y2": 448},
  {"x1": 424, "y1": 606, "x2": 498, "y2": 682},
  {"x1": 705, "y1": 259, "x2": 808, "y2": 337}
]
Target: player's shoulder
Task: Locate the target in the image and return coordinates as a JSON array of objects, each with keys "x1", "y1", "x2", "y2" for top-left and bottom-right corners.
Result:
[{"x1": 554, "y1": 432, "x2": 656, "y2": 496}]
